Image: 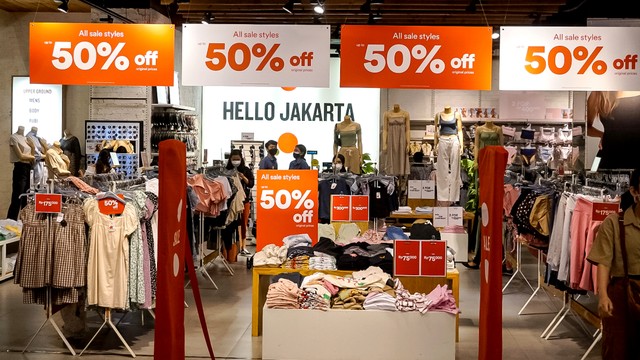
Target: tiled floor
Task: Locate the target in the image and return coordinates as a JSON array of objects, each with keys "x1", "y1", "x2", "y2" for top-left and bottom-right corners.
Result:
[{"x1": 0, "y1": 248, "x2": 602, "y2": 359}]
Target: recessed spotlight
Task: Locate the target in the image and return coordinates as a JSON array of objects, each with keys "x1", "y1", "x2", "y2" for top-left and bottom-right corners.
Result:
[
  {"x1": 313, "y1": 1, "x2": 324, "y2": 15},
  {"x1": 57, "y1": 0, "x2": 69, "y2": 13}
]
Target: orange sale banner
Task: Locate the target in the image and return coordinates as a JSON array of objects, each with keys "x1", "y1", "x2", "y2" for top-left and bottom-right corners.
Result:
[
  {"x1": 29, "y1": 23, "x2": 174, "y2": 86},
  {"x1": 256, "y1": 170, "x2": 318, "y2": 251},
  {"x1": 340, "y1": 25, "x2": 492, "y2": 90}
]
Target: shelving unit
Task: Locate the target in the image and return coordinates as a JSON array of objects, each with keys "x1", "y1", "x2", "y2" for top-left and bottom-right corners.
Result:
[
  {"x1": 0, "y1": 236, "x2": 19, "y2": 281},
  {"x1": 151, "y1": 104, "x2": 200, "y2": 169},
  {"x1": 85, "y1": 121, "x2": 142, "y2": 179}
]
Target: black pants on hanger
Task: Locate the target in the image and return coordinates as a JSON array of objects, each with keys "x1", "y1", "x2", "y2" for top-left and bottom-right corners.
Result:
[{"x1": 7, "y1": 162, "x2": 31, "y2": 220}]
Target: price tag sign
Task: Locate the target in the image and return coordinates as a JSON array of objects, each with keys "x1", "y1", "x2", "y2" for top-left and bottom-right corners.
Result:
[
  {"x1": 433, "y1": 207, "x2": 448, "y2": 228},
  {"x1": 394, "y1": 240, "x2": 421, "y2": 276},
  {"x1": 408, "y1": 180, "x2": 422, "y2": 199},
  {"x1": 500, "y1": 27, "x2": 640, "y2": 90},
  {"x1": 592, "y1": 202, "x2": 620, "y2": 222},
  {"x1": 29, "y1": 23, "x2": 175, "y2": 86},
  {"x1": 448, "y1": 207, "x2": 464, "y2": 227},
  {"x1": 182, "y1": 24, "x2": 330, "y2": 87},
  {"x1": 256, "y1": 170, "x2": 318, "y2": 251},
  {"x1": 330, "y1": 195, "x2": 351, "y2": 222},
  {"x1": 421, "y1": 240, "x2": 447, "y2": 277},
  {"x1": 421, "y1": 180, "x2": 435, "y2": 200},
  {"x1": 34, "y1": 193, "x2": 62, "y2": 213},
  {"x1": 340, "y1": 25, "x2": 492, "y2": 89},
  {"x1": 350, "y1": 195, "x2": 369, "y2": 222},
  {"x1": 98, "y1": 195, "x2": 126, "y2": 215}
]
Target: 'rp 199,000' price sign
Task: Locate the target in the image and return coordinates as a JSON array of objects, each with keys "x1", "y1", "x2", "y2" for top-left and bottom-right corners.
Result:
[
  {"x1": 340, "y1": 25, "x2": 493, "y2": 90},
  {"x1": 256, "y1": 170, "x2": 318, "y2": 251},
  {"x1": 29, "y1": 23, "x2": 175, "y2": 86}
]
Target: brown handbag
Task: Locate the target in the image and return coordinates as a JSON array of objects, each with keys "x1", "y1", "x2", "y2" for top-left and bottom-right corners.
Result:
[{"x1": 618, "y1": 219, "x2": 640, "y2": 318}]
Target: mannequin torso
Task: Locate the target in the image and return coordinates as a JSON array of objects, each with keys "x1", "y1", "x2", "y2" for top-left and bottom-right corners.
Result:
[
  {"x1": 381, "y1": 104, "x2": 411, "y2": 175},
  {"x1": 10, "y1": 126, "x2": 35, "y2": 164},
  {"x1": 474, "y1": 121, "x2": 503, "y2": 159},
  {"x1": 334, "y1": 115, "x2": 362, "y2": 174}
]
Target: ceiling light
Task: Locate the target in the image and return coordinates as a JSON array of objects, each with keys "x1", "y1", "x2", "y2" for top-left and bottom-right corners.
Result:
[
  {"x1": 313, "y1": 2, "x2": 324, "y2": 15},
  {"x1": 491, "y1": 31, "x2": 500, "y2": 40},
  {"x1": 282, "y1": 0, "x2": 294, "y2": 14},
  {"x1": 201, "y1": 12, "x2": 214, "y2": 24},
  {"x1": 373, "y1": 11, "x2": 383, "y2": 20},
  {"x1": 53, "y1": 0, "x2": 64, "y2": 3},
  {"x1": 57, "y1": 0, "x2": 69, "y2": 13}
]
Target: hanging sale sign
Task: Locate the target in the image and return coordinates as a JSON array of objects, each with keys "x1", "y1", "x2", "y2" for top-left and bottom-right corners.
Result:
[
  {"x1": 182, "y1": 24, "x2": 330, "y2": 87},
  {"x1": 500, "y1": 27, "x2": 640, "y2": 90},
  {"x1": 340, "y1": 25, "x2": 493, "y2": 89},
  {"x1": 330, "y1": 195, "x2": 351, "y2": 222},
  {"x1": 34, "y1": 193, "x2": 62, "y2": 214},
  {"x1": 29, "y1": 23, "x2": 174, "y2": 86},
  {"x1": 257, "y1": 170, "x2": 318, "y2": 251},
  {"x1": 420, "y1": 240, "x2": 447, "y2": 277},
  {"x1": 350, "y1": 195, "x2": 369, "y2": 222}
]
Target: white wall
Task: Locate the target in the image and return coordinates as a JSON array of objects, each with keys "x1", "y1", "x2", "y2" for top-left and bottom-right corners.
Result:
[{"x1": 0, "y1": 10, "x2": 90, "y2": 217}]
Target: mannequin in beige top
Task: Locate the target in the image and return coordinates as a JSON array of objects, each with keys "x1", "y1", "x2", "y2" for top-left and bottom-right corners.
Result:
[
  {"x1": 45, "y1": 141, "x2": 71, "y2": 178},
  {"x1": 334, "y1": 115, "x2": 362, "y2": 174},
  {"x1": 381, "y1": 104, "x2": 411, "y2": 175}
]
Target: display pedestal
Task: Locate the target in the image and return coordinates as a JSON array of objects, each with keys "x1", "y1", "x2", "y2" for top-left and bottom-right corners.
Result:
[{"x1": 263, "y1": 307, "x2": 455, "y2": 360}]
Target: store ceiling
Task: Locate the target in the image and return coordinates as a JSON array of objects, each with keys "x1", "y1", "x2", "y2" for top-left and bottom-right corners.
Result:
[{"x1": 2, "y1": 0, "x2": 637, "y2": 32}]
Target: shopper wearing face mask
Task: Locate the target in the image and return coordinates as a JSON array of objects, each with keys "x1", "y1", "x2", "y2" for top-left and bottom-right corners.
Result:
[
  {"x1": 289, "y1": 144, "x2": 310, "y2": 170},
  {"x1": 226, "y1": 149, "x2": 255, "y2": 256},
  {"x1": 324, "y1": 154, "x2": 347, "y2": 173},
  {"x1": 259, "y1": 140, "x2": 278, "y2": 170}
]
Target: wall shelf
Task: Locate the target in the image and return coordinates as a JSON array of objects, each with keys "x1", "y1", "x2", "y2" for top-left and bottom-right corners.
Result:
[{"x1": 152, "y1": 104, "x2": 196, "y2": 112}]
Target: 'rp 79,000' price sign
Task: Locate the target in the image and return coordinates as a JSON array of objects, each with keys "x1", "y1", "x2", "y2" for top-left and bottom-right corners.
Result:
[
  {"x1": 181, "y1": 24, "x2": 330, "y2": 87},
  {"x1": 29, "y1": 23, "x2": 175, "y2": 86},
  {"x1": 340, "y1": 25, "x2": 493, "y2": 90}
]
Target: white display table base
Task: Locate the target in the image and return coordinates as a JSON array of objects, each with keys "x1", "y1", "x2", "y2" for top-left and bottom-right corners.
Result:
[{"x1": 263, "y1": 307, "x2": 456, "y2": 360}]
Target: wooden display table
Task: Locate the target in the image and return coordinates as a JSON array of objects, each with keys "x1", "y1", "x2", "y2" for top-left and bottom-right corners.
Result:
[{"x1": 252, "y1": 266, "x2": 460, "y2": 341}]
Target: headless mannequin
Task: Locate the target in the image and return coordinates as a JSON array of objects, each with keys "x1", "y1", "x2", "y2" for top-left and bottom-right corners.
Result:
[
  {"x1": 381, "y1": 104, "x2": 411, "y2": 175},
  {"x1": 334, "y1": 115, "x2": 362, "y2": 174},
  {"x1": 45, "y1": 141, "x2": 71, "y2": 178},
  {"x1": 433, "y1": 106, "x2": 464, "y2": 204},
  {"x1": 60, "y1": 128, "x2": 83, "y2": 176},
  {"x1": 7, "y1": 126, "x2": 35, "y2": 220},
  {"x1": 474, "y1": 120, "x2": 504, "y2": 160},
  {"x1": 26, "y1": 126, "x2": 49, "y2": 186}
]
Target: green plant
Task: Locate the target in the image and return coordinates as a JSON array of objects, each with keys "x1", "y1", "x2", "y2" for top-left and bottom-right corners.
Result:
[{"x1": 361, "y1": 153, "x2": 376, "y2": 174}]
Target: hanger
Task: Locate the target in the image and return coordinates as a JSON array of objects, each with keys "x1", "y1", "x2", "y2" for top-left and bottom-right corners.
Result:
[{"x1": 96, "y1": 191, "x2": 125, "y2": 204}]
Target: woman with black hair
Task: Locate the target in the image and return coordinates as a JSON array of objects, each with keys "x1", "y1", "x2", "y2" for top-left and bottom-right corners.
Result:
[
  {"x1": 588, "y1": 169, "x2": 640, "y2": 359},
  {"x1": 226, "y1": 149, "x2": 255, "y2": 256}
]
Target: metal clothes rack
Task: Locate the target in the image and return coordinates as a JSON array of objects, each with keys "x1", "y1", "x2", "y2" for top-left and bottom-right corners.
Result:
[
  {"x1": 502, "y1": 240, "x2": 535, "y2": 293},
  {"x1": 79, "y1": 308, "x2": 136, "y2": 358},
  {"x1": 22, "y1": 180, "x2": 77, "y2": 356}
]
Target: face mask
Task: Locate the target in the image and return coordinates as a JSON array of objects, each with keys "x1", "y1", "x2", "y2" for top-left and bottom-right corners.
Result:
[
  {"x1": 293, "y1": 152, "x2": 301, "y2": 159},
  {"x1": 268, "y1": 148, "x2": 278, "y2": 156},
  {"x1": 231, "y1": 160, "x2": 241, "y2": 167},
  {"x1": 335, "y1": 163, "x2": 343, "y2": 171}
]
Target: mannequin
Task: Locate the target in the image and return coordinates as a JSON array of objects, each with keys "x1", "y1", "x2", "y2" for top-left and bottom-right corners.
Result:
[
  {"x1": 434, "y1": 106, "x2": 463, "y2": 203},
  {"x1": 381, "y1": 104, "x2": 411, "y2": 175},
  {"x1": 474, "y1": 120, "x2": 503, "y2": 160},
  {"x1": 45, "y1": 141, "x2": 71, "y2": 178},
  {"x1": 334, "y1": 115, "x2": 362, "y2": 174},
  {"x1": 7, "y1": 126, "x2": 35, "y2": 220},
  {"x1": 26, "y1": 126, "x2": 49, "y2": 187},
  {"x1": 60, "y1": 128, "x2": 83, "y2": 176}
]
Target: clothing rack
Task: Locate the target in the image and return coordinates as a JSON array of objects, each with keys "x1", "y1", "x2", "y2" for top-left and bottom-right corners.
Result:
[{"x1": 22, "y1": 181, "x2": 78, "y2": 356}]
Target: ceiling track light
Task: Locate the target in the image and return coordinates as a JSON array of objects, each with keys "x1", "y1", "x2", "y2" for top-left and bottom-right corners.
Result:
[
  {"x1": 57, "y1": 0, "x2": 69, "y2": 13},
  {"x1": 282, "y1": 0, "x2": 294, "y2": 14},
  {"x1": 313, "y1": 1, "x2": 325, "y2": 15}
]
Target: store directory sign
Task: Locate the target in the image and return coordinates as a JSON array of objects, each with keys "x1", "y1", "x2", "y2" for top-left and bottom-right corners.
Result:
[
  {"x1": 182, "y1": 24, "x2": 330, "y2": 87},
  {"x1": 340, "y1": 25, "x2": 493, "y2": 89},
  {"x1": 256, "y1": 170, "x2": 318, "y2": 251},
  {"x1": 500, "y1": 27, "x2": 640, "y2": 90},
  {"x1": 29, "y1": 23, "x2": 175, "y2": 86},
  {"x1": 11, "y1": 76, "x2": 62, "y2": 139}
]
